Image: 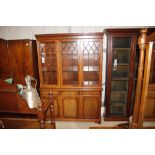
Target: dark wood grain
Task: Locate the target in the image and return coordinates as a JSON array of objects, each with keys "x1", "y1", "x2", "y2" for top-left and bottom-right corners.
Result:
[
  {"x1": 105, "y1": 29, "x2": 139, "y2": 120},
  {"x1": 7, "y1": 39, "x2": 39, "y2": 85},
  {"x1": 0, "y1": 39, "x2": 11, "y2": 79}
]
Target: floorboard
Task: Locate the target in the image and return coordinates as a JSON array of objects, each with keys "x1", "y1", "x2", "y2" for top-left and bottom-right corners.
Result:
[{"x1": 0, "y1": 118, "x2": 55, "y2": 129}]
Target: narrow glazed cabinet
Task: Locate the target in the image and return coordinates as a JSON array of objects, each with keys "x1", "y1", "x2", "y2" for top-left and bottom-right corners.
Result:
[
  {"x1": 36, "y1": 33, "x2": 103, "y2": 123},
  {"x1": 105, "y1": 29, "x2": 139, "y2": 120}
]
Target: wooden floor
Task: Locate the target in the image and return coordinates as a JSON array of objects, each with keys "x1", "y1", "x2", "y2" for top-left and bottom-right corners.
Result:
[
  {"x1": 0, "y1": 118, "x2": 55, "y2": 129},
  {"x1": 1, "y1": 115, "x2": 155, "y2": 129}
]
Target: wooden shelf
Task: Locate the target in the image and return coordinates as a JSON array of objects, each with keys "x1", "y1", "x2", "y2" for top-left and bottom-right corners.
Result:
[
  {"x1": 111, "y1": 103, "x2": 126, "y2": 106},
  {"x1": 83, "y1": 66, "x2": 99, "y2": 71},
  {"x1": 112, "y1": 78, "x2": 129, "y2": 81},
  {"x1": 112, "y1": 63, "x2": 129, "y2": 66},
  {"x1": 113, "y1": 48, "x2": 131, "y2": 51},
  {"x1": 111, "y1": 91, "x2": 128, "y2": 93}
]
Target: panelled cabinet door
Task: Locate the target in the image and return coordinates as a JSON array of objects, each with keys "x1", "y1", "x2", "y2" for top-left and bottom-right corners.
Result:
[
  {"x1": 145, "y1": 97, "x2": 155, "y2": 119},
  {"x1": 61, "y1": 96, "x2": 79, "y2": 118},
  {"x1": 144, "y1": 85, "x2": 155, "y2": 120},
  {"x1": 0, "y1": 39, "x2": 11, "y2": 79},
  {"x1": 83, "y1": 96, "x2": 100, "y2": 118}
]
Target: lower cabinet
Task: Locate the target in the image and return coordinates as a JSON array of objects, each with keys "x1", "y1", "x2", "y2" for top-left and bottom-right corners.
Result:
[
  {"x1": 40, "y1": 89, "x2": 101, "y2": 123},
  {"x1": 62, "y1": 96, "x2": 79, "y2": 118},
  {"x1": 83, "y1": 97, "x2": 100, "y2": 119}
]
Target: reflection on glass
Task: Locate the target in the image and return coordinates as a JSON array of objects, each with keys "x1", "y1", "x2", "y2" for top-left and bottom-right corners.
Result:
[
  {"x1": 61, "y1": 42, "x2": 79, "y2": 85},
  {"x1": 83, "y1": 41, "x2": 100, "y2": 86},
  {"x1": 40, "y1": 43, "x2": 57, "y2": 84}
]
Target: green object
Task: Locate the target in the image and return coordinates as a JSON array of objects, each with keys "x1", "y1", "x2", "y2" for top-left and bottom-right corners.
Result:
[{"x1": 4, "y1": 78, "x2": 13, "y2": 84}]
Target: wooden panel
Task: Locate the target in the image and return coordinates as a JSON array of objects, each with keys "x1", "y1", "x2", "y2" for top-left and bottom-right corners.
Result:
[
  {"x1": 0, "y1": 39, "x2": 12, "y2": 79},
  {"x1": 0, "y1": 91, "x2": 18, "y2": 112},
  {"x1": 147, "y1": 91, "x2": 155, "y2": 98},
  {"x1": 144, "y1": 86, "x2": 155, "y2": 119},
  {"x1": 40, "y1": 90, "x2": 58, "y2": 95},
  {"x1": 82, "y1": 91, "x2": 100, "y2": 95},
  {"x1": 7, "y1": 40, "x2": 39, "y2": 85},
  {"x1": 61, "y1": 91, "x2": 79, "y2": 95},
  {"x1": 8, "y1": 40, "x2": 31, "y2": 84},
  {"x1": 53, "y1": 97, "x2": 59, "y2": 117},
  {"x1": 62, "y1": 96, "x2": 78, "y2": 118},
  {"x1": 144, "y1": 98, "x2": 155, "y2": 118},
  {"x1": 17, "y1": 95, "x2": 37, "y2": 114},
  {"x1": 83, "y1": 97, "x2": 99, "y2": 118},
  {"x1": 149, "y1": 45, "x2": 155, "y2": 83}
]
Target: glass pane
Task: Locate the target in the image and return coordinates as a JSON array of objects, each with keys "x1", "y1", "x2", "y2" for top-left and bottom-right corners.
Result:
[
  {"x1": 110, "y1": 106, "x2": 126, "y2": 116},
  {"x1": 110, "y1": 92, "x2": 127, "y2": 103},
  {"x1": 111, "y1": 37, "x2": 131, "y2": 81},
  {"x1": 110, "y1": 92, "x2": 127, "y2": 116},
  {"x1": 111, "y1": 81, "x2": 128, "y2": 91},
  {"x1": 61, "y1": 41, "x2": 79, "y2": 85},
  {"x1": 112, "y1": 65, "x2": 129, "y2": 79},
  {"x1": 112, "y1": 49, "x2": 130, "y2": 64},
  {"x1": 39, "y1": 42, "x2": 57, "y2": 84},
  {"x1": 113, "y1": 37, "x2": 131, "y2": 48},
  {"x1": 83, "y1": 41, "x2": 100, "y2": 86}
]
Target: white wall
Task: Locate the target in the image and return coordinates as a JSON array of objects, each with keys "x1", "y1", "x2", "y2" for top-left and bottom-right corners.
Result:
[
  {"x1": 0, "y1": 26, "x2": 109, "y2": 105},
  {"x1": 0, "y1": 26, "x2": 107, "y2": 40}
]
